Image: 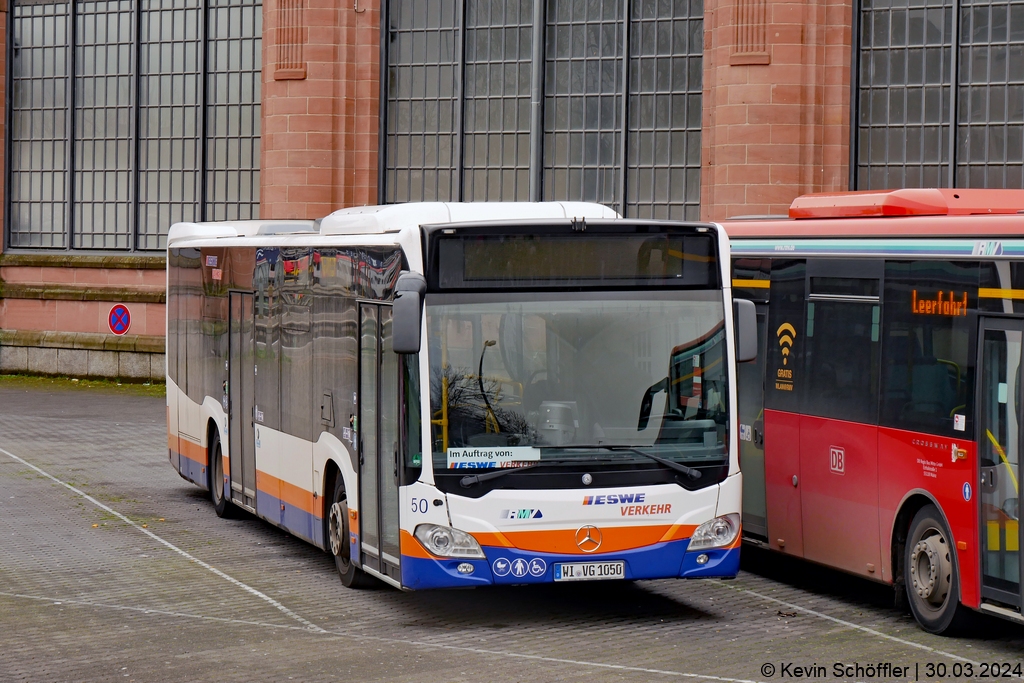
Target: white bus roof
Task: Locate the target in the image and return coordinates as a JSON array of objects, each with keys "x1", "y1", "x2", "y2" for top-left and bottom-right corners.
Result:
[{"x1": 167, "y1": 201, "x2": 619, "y2": 247}]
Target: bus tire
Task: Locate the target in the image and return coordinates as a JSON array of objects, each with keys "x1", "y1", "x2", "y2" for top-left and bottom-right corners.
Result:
[
  {"x1": 904, "y1": 504, "x2": 971, "y2": 634},
  {"x1": 209, "y1": 431, "x2": 236, "y2": 518},
  {"x1": 328, "y1": 477, "x2": 374, "y2": 588}
]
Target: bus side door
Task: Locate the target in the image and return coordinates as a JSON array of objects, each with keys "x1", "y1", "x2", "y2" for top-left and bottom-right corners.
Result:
[
  {"x1": 228, "y1": 291, "x2": 257, "y2": 509},
  {"x1": 798, "y1": 290, "x2": 881, "y2": 578},
  {"x1": 978, "y1": 317, "x2": 1023, "y2": 611},
  {"x1": 738, "y1": 305, "x2": 769, "y2": 540},
  {"x1": 358, "y1": 303, "x2": 402, "y2": 584}
]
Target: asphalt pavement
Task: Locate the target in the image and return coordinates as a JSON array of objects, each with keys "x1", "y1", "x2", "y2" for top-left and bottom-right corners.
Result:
[{"x1": 1, "y1": 380, "x2": 1022, "y2": 682}]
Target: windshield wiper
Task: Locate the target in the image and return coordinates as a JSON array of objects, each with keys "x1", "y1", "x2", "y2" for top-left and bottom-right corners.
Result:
[
  {"x1": 557, "y1": 445, "x2": 702, "y2": 481},
  {"x1": 459, "y1": 464, "x2": 538, "y2": 488},
  {"x1": 457, "y1": 458, "x2": 597, "y2": 487}
]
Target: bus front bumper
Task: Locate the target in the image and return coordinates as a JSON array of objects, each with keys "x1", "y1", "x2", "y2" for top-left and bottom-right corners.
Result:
[{"x1": 399, "y1": 539, "x2": 740, "y2": 590}]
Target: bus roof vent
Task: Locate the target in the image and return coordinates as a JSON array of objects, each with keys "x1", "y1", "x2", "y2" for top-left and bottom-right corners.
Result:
[
  {"x1": 255, "y1": 221, "x2": 317, "y2": 235},
  {"x1": 789, "y1": 188, "x2": 1024, "y2": 219}
]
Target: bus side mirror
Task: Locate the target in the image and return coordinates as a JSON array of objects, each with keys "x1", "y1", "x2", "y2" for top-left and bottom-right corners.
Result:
[
  {"x1": 393, "y1": 272, "x2": 427, "y2": 354},
  {"x1": 734, "y1": 298, "x2": 757, "y2": 363}
]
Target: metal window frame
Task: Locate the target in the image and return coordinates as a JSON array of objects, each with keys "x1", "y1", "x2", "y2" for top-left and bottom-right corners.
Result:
[
  {"x1": 852, "y1": 0, "x2": 1024, "y2": 189},
  {"x1": 3, "y1": 0, "x2": 260, "y2": 253},
  {"x1": 379, "y1": 0, "x2": 703, "y2": 215}
]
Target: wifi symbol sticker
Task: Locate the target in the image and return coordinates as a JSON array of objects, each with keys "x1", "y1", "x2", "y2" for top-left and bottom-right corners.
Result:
[{"x1": 777, "y1": 323, "x2": 797, "y2": 365}]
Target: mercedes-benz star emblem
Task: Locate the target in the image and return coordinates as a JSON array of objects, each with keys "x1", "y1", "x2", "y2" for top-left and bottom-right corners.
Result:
[{"x1": 575, "y1": 525, "x2": 603, "y2": 553}]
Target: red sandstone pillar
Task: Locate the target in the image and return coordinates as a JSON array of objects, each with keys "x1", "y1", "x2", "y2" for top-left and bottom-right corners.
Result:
[
  {"x1": 701, "y1": 0, "x2": 852, "y2": 220},
  {"x1": 261, "y1": 0, "x2": 380, "y2": 219}
]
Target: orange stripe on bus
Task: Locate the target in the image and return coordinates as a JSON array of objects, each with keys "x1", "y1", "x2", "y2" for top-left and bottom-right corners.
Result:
[
  {"x1": 472, "y1": 523, "x2": 698, "y2": 555},
  {"x1": 400, "y1": 529, "x2": 433, "y2": 559},
  {"x1": 177, "y1": 437, "x2": 207, "y2": 467},
  {"x1": 255, "y1": 470, "x2": 320, "y2": 518}
]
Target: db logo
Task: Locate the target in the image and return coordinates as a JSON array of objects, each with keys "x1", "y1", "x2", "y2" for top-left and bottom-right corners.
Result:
[{"x1": 830, "y1": 446, "x2": 845, "y2": 474}]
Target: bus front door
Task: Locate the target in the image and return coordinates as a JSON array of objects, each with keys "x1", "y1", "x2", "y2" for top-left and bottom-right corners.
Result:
[
  {"x1": 228, "y1": 291, "x2": 257, "y2": 510},
  {"x1": 738, "y1": 305, "x2": 769, "y2": 540},
  {"x1": 358, "y1": 303, "x2": 402, "y2": 584},
  {"x1": 978, "y1": 317, "x2": 1023, "y2": 610}
]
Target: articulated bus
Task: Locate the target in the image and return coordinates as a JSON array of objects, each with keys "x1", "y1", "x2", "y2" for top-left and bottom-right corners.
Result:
[
  {"x1": 725, "y1": 187, "x2": 1024, "y2": 634},
  {"x1": 166, "y1": 201, "x2": 756, "y2": 591}
]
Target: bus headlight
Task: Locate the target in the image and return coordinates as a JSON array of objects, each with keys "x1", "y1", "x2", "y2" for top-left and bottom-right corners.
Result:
[
  {"x1": 413, "y1": 524, "x2": 486, "y2": 559},
  {"x1": 688, "y1": 513, "x2": 740, "y2": 551}
]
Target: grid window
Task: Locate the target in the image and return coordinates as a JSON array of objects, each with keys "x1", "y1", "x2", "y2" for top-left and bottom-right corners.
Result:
[
  {"x1": 543, "y1": 0, "x2": 623, "y2": 208},
  {"x1": 206, "y1": 0, "x2": 261, "y2": 221},
  {"x1": 7, "y1": 0, "x2": 261, "y2": 252},
  {"x1": 381, "y1": 0, "x2": 704, "y2": 216},
  {"x1": 137, "y1": 0, "x2": 202, "y2": 250},
  {"x1": 9, "y1": 1, "x2": 70, "y2": 248},
  {"x1": 384, "y1": 0, "x2": 461, "y2": 203},
  {"x1": 74, "y1": 0, "x2": 135, "y2": 249},
  {"x1": 856, "y1": 0, "x2": 1024, "y2": 189},
  {"x1": 462, "y1": 0, "x2": 533, "y2": 201},
  {"x1": 957, "y1": 0, "x2": 1024, "y2": 187},
  {"x1": 626, "y1": 0, "x2": 703, "y2": 220},
  {"x1": 856, "y1": 0, "x2": 954, "y2": 189}
]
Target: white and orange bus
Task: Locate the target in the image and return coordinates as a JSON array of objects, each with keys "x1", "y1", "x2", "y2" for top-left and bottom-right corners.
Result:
[
  {"x1": 727, "y1": 188, "x2": 1024, "y2": 633},
  {"x1": 166, "y1": 202, "x2": 755, "y2": 590}
]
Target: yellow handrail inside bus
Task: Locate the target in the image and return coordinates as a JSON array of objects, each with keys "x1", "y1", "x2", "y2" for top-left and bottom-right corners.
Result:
[{"x1": 985, "y1": 428, "x2": 1020, "y2": 495}]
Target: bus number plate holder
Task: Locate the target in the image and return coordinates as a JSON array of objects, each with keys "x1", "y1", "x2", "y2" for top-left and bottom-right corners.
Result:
[{"x1": 553, "y1": 561, "x2": 624, "y2": 581}]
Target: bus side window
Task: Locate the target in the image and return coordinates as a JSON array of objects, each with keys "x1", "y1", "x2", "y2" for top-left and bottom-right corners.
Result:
[{"x1": 879, "y1": 261, "x2": 977, "y2": 437}]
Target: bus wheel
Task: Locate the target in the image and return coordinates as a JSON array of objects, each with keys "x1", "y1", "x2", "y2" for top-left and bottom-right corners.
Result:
[
  {"x1": 209, "y1": 431, "x2": 236, "y2": 518},
  {"x1": 328, "y1": 478, "x2": 374, "y2": 588},
  {"x1": 904, "y1": 505, "x2": 970, "y2": 634}
]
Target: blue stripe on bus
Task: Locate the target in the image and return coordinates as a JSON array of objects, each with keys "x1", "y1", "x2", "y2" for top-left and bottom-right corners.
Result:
[
  {"x1": 177, "y1": 451, "x2": 209, "y2": 491},
  {"x1": 254, "y1": 489, "x2": 324, "y2": 548},
  {"x1": 399, "y1": 540, "x2": 740, "y2": 590}
]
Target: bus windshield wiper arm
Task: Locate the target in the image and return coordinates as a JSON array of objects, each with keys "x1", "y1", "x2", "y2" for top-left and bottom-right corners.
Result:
[
  {"x1": 559, "y1": 445, "x2": 702, "y2": 480},
  {"x1": 459, "y1": 464, "x2": 538, "y2": 488},
  {"x1": 458, "y1": 458, "x2": 594, "y2": 487}
]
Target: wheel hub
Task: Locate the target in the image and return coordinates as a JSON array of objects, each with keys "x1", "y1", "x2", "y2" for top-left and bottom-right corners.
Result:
[
  {"x1": 328, "y1": 502, "x2": 345, "y2": 556},
  {"x1": 910, "y1": 533, "x2": 950, "y2": 606}
]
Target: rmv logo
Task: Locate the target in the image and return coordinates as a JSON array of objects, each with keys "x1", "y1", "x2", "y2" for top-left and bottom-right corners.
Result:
[{"x1": 830, "y1": 446, "x2": 845, "y2": 474}]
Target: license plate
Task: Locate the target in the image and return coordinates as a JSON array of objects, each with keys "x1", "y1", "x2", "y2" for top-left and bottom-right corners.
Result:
[{"x1": 553, "y1": 561, "x2": 625, "y2": 582}]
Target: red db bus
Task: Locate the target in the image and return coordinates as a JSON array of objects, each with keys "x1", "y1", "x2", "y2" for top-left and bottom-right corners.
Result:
[{"x1": 725, "y1": 188, "x2": 1024, "y2": 634}]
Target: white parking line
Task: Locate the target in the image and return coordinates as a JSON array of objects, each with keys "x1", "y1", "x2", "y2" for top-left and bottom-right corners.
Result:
[
  {"x1": 0, "y1": 590, "x2": 766, "y2": 683},
  {"x1": 0, "y1": 591, "x2": 309, "y2": 632},
  {"x1": 0, "y1": 444, "x2": 326, "y2": 634},
  {"x1": 717, "y1": 580, "x2": 979, "y2": 665}
]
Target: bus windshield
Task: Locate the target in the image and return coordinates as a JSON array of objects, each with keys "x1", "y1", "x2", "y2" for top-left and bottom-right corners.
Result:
[{"x1": 425, "y1": 292, "x2": 728, "y2": 472}]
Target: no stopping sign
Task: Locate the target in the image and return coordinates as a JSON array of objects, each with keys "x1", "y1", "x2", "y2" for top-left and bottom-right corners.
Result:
[{"x1": 108, "y1": 304, "x2": 131, "y2": 336}]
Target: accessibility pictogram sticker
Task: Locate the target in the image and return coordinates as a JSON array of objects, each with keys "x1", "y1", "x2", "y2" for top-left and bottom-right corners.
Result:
[{"x1": 108, "y1": 304, "x2": 131, "y2": 336}]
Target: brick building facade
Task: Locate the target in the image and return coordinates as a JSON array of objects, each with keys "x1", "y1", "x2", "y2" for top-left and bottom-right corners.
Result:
[{"x1": 1, "y1": 0, "x2": 1021, "y2": 378}]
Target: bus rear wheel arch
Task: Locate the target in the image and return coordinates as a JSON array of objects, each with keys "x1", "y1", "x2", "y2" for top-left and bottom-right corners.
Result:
[{"x1": 903, "y1": 504, "x2": 971, "y2": 634}]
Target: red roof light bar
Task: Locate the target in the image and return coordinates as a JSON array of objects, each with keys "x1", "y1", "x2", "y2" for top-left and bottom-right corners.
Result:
[{"x1": 788, "y1": 188, "x2": 1024, "y2": 219}]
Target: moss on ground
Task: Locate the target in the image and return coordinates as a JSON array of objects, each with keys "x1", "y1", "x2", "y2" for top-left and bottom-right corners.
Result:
[{"x1": 0, "y1": 373, "x2": 166, "y2": 398}]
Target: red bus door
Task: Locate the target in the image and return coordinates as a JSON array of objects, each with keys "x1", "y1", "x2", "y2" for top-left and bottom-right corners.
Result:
[
  {"x1": 797, "y1": 294, "x2": 881, "y2": 578},
  {"x1": 978, "y1": 318, "x2": 1023, "y2": 609}
]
